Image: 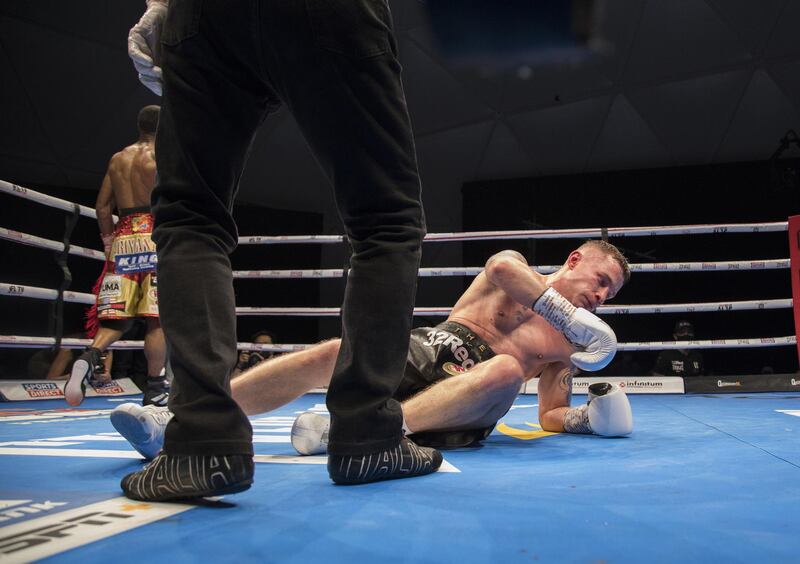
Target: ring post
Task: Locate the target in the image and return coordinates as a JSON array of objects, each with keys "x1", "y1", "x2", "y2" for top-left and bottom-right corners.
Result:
[{"x1": 789, "y1": 215, "x2": 800, "y2": 367}]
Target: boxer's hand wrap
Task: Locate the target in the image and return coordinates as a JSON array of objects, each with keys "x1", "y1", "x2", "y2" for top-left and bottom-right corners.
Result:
[
  {"x1": 532, "y1": 287, "x2": 617, "y2": 371},
  {"x1": 563, "y1": 383, "x2": 633, "y2": 436},
  {"x1": 101, "y1": 233, "x2": 114, "y2": 257},
  {"x1": 128, "y1": 0, "x2": 167, "y2": 96}
]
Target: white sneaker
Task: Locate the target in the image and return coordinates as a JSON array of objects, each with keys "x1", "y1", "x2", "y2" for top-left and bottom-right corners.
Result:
[
  {"x1": 291, "y1": 412, "x2": 330, "y2": 455},
  {"x1": 110, "y1": 403, "x2": 173, "y2": 460}
]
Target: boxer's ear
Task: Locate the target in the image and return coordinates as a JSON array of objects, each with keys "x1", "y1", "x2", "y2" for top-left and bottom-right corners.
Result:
[{"x1": 566, "y1": 251, "x2": 582, "y2": 269}]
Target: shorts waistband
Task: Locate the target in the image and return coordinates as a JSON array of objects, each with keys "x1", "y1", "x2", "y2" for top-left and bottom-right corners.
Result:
[
  {"x1": 437, "y1": 321, "x2": 496, "y2": 362},
  {"x1": 119, "y1": 205, "x2": 151, "y2": 217}
]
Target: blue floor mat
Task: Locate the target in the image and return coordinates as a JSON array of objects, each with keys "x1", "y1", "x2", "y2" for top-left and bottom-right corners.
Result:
[{"x1": 1, "y1": 393, "x2": 799, "y2": 563}]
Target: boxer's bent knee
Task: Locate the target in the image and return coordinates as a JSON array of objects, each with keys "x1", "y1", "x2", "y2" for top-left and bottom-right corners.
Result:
[{"x1": 476, "y1": 355, "x2": 524, "y2": 398}]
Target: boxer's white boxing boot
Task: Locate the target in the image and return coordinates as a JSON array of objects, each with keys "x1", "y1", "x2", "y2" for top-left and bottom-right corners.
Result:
[
  {"x1": 291, "y1": 412, "x2": 330, "y2": 455},
  {"x1": 65, "y1": 347, "x2": 103, "y2": 406},
  {"x1": 111, "y1": 402, "x2": 173, "y2": 460}
]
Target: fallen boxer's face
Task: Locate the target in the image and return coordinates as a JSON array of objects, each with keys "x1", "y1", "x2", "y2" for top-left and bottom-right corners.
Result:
[{"x1": 555, "y1": 251, "x2": 624, "y2": 312}]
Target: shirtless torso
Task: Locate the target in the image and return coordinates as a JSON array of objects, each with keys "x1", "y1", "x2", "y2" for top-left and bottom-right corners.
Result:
[
  {"x1": 96, "y1": 140, "x2": 156, "y2": 238},
  {"x1": 444, "y1": 247, "x2": 625, "y2": 426},
  {"x1": 449, "y1": 271, "x2": 574, "y2": 380}
]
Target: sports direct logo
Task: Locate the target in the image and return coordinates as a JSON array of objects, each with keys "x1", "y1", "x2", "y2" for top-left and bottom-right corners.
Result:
[
  {"x1": 21, "y1": 383, "x2": 62, "y2": 399},
  {"x1": 91, "y1": 381, "x2": 124, "y2": 395}
]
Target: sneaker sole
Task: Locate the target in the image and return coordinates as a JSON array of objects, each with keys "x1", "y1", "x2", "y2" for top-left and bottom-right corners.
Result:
[
  {"x1": 65, "y1": 360, "x2": 89, "y2": 406},
  {"x1": 110, "y1": 409, "x2": 161, "y2": 460},
  {"x1": 123, "y1": 479, "x2": 253, "y2": 502},
  {"x1": 329, "y1": 468, "x2": 440, "y2": 485}
]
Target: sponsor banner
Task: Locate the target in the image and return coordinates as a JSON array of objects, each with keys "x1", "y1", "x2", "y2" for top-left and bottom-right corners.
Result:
[
  {"x1": 523, "y1": 376, "x2": 684, "y2": 395},
  {"x1": 0, "y1": 378, "x2": 140, "y2": 402},
  {"x1": 0, "y1": 497, "x2": 193, "y2": 561},
  {"x1": 683, "y1": 374, "x2": 800, "y2": 394}
]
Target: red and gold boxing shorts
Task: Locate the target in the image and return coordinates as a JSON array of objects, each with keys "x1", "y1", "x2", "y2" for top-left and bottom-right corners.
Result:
[{"x1": 96, "y1": 212, "x2": 158, "y2": 320}]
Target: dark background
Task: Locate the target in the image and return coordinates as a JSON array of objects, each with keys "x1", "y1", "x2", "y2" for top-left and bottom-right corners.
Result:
[{"x1": 1, "y1": 1, "x2": 800, "y2": 378}]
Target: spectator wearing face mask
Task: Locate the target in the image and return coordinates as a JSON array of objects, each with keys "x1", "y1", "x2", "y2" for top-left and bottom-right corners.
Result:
[{"x1": 652, "y1": 320, "x2": 705, "y2": 377}]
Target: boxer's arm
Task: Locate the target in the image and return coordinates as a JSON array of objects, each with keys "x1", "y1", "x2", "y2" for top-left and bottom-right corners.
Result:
[
  {"x1": 484, "y1": 250, "x2": 547, "y2": 306},
  {"x1": 96, "y1": 161, "x2": 116, "y2": 255},
  {"x1": 536, "y1": 362, "x2": 575, "y2": 432},
  {"x1": 485, "y1": 250, "x2": 617, "y2": 371}
]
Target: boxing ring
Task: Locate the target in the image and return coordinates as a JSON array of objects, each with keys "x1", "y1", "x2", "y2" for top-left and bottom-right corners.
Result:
[{"x1": 1, "y1": 181, "x2": 799, "y2": 562}]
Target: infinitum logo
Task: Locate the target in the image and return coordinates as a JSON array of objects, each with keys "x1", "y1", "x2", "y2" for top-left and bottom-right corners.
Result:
[{"x1": 717, "y1": 380, "x2": 741, "y2": 387}]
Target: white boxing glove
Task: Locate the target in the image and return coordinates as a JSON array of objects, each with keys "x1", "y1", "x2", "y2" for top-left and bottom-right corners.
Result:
[
  {"x1": 563, "y1": 383, "x2": 633, "y2": 437},
  {"x1": 128, "y1": 0, "x2": 168, "y2": 96},
  {"x1": 533, "y1": 287, "x2": 617, "y2": 371}
]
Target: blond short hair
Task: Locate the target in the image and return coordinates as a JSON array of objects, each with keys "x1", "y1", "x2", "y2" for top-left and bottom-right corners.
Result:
[{"x1": 577, "y1": 240, "x2": 631, "y2": 284}]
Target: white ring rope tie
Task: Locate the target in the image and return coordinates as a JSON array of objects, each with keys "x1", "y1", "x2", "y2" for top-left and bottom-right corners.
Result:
[
  {"x1": 1, "y1": 178, "x2": 787, "y2": 243},
  {"x1": 0, "y1": 335, "x2": 795, "y2": 352},
  {"x1": 1, "y1": 283, "x2": 793, "y2": 315}
]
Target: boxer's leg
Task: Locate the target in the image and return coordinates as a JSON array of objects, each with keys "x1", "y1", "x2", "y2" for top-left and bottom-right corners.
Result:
[
  {"x1": 232, "y1": 340, "x2": 340, "y2": 416},
  {"x1": 402, "y1": 355, "x2": 524, "y2": 433},
  {"x1": 142, "y1": 317, "x2": 168, "y2": 406},
  {"x1": 290, "y1": 355, "x2": 524, "y2": 456},
  {"x1": 66, "y1": 320, "x2": 130, "y2": 406},
  {"x1": 143, "y1": 317, "x2": 166, "y2": 377}
]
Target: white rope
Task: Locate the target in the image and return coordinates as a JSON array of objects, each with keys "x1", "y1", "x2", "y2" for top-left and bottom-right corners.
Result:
[
  {"x1": 628, "y1": 259, "x2": 789, "y2": 272},
  {"x1": 0, "y1": 336, "x2": 145, "y2": 350},
  {"x1": 1, "y1": 180, "x2": 787, "y2": 247},
  {"x1": 232, "y1": 259, "x2": 790, "y2": 279},
  {"x1": 599, "y1": 299, "x2": 792, "y2": 314},
  {"x1": 3, "y1": 283, "x2": 790, "y2": 316},
  {"x1": 234, "y1": 269, "x2": 347, "y2": 279},
  {"x1": 2, "y1": 335, "x2": 794, "y2": 351},
  {"x1": 0, "y1": 227, "x2": 105, "y2": 261},
  {"x1": 0, "y1": 283, "x2": 95, "y2": 305},
  {"x1": 0, "y1": 335, "x2": 311, "y2": 353},
  {"x1": 0, "y1": 179, "x2": 117, "y2": 222},
  {"x1": 618, "y1": 336, "x2": 797, "y2": 351},
  {"x1": 237, "y1": 221, "x2": 788, "y2": 245}
]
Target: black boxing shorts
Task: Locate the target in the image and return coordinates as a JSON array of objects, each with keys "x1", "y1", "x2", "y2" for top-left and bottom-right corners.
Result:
[{"x1": 395, "y1": 321, "x2": 497, "y2": 449}]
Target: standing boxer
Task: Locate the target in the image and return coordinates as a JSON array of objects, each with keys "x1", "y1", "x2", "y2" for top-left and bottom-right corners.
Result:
[{"x1": 66, "y1": 106, "x2": 167, "y2": 408}]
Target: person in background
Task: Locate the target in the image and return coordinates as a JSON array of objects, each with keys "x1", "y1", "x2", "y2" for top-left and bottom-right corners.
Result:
[
  {"x1": 65, "y1": 106, "x2": 167, "y2": 408},
  {"x1": 233, "y1": 330, "x2": 278, "y2": 379},
  {"x1": 652, "y1": 320, "x2": 705, "y2": 377}
]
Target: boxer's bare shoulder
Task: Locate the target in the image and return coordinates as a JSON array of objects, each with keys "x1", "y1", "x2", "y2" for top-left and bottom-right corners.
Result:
[
  {"x1": 107, "y1": 141, "x2": 156, "y2": 209},
  {"x1": 448, "y1": 250, "x2": 573, "y2": 374}
]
